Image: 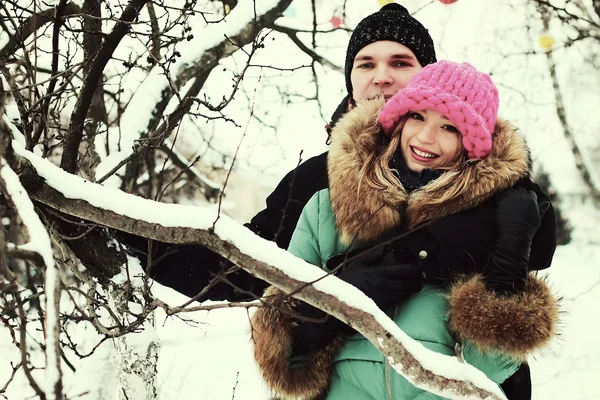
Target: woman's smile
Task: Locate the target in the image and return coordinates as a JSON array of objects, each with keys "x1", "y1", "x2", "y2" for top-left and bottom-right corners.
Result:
[{"x1": 410, "y1": 146, "x2": 439, "y2": 161}]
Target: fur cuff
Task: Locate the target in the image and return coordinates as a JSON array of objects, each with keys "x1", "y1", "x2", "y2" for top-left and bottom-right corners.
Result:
[
  {"x1": 251, "y1": 286, "x2": 344, "y2": 400},
  {"x1": 447, "y1": 274, "x2": 559, "y2": 360}
]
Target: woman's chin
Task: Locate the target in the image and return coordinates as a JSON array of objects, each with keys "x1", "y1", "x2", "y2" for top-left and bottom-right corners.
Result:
[{"x1": 407, "y1": 163, "x2": 425, "y2": 173}]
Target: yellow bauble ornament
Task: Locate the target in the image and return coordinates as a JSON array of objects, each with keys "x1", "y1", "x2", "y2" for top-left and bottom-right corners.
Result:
[
  {"x1": 378, "y1": 0, "x2": 394, "y2": 6},
  {"x1": 539, "y1": 34, "x2": 554, "y2": 51}
]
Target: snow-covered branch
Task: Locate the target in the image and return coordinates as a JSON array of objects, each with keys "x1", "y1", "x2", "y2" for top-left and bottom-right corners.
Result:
[
  {"x1": 10, "y1": 141, "x2": 505, "y2": 399},
  {"x1": 0, "y1": 158, "x2": 62, "y2": 399},
  {"x1": 0, "y1": 158, "x2": 54, "y2": 268}
]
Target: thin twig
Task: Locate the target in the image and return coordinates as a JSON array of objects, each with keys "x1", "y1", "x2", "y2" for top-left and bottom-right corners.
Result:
[{"x1": 212, "y1": 73, "x2": 262, "y2": 230}]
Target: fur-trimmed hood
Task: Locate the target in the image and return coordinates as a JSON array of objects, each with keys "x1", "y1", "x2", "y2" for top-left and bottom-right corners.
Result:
[{"x1": 328, "y1": 98, "x2": 531, "y2": 245}]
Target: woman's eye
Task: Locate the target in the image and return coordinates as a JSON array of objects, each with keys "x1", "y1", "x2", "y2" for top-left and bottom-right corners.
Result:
[
  {"x1": 408, "y1": 112, "x2": 424, "y2": 121},
  {"x1": 393, "y1": 61, "x2": 411, "y2": 68},
  {"x1": 443, "y1": 125, "x2": 460, "y2": 134},
  {"x1": 357, "y1": 63, "x2": 373, "y2": 69}
]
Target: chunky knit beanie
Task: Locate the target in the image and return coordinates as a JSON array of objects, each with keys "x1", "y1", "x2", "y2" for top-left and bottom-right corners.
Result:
[
  {"x1": 378, "y1": 60, "x2": 499, "y2": 159},
  {"x1": 344, "y1": 3, "x2": 437, "y2": 96}
]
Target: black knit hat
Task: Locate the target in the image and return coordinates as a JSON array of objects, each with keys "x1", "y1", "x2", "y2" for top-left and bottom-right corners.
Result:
[
  {"x1": 326, "y1": 3, "x2": 436, "y2": 142},
  {"x1": 344, "y1": 3, "x2": 437, "y2": 96}
]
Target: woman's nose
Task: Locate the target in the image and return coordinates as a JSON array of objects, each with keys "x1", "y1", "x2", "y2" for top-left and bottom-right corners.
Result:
[{"x1": 417, "y1": 124, "x2": 436, "y2": 144}]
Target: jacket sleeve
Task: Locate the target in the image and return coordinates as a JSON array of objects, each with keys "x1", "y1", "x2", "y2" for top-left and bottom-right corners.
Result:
[
  {"x1": 518, "y1": 177, "x2": 557, "y2": 271},
  {"x1": 286, "y1": 192, "x2": 324, "y2": 266},
  {"x1": 447, "y1": 273, "x2": 559, "y2": 361},
  {"x1": 251, "y1": 192, "x2": 343, "y2": 400},
  {"x1": 248, "y1": 152, "x2": 329, "y2": 249},
  {"x1": 115, "y1": 230, "x2": 267, "y2": 302}
]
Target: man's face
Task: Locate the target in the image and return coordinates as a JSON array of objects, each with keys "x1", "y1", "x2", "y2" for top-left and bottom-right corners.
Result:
[{"x1": 350, "y1": 41, "x2": 423, "y2": 102}]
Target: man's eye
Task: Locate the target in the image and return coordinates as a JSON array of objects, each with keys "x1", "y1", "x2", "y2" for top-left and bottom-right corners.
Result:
[
  {"x1": 393, "y1": 61, "x2": 411, "y2": 68},
  {"x1": 357, "y1": 63, "x2": 373, "y2": 69}
]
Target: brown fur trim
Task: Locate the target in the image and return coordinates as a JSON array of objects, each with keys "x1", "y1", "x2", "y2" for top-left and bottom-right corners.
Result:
[
  {"x1": 251, "y1": 286, "x2": 344, "y2": 400},
  {"x1": 327, "y1": 96, "x2": 532, "y2": 240},
  {"x1": 447, "y1": 274, "x2": 559, "y2": 360},
  {"x1": 328, "y1": 98, "x2": 406, "y2": 245}
]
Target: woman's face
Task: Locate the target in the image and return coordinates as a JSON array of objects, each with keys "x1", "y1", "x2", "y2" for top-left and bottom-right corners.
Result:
[
  {"x1": 399, "y1": 109, "x2": 462, "y2": 172},
  {"x1": 350, "y1": 41, "x2": 422, "y2": 102}
]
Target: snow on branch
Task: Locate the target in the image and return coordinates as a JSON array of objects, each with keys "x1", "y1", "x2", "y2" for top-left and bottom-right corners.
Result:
[
  {"x1": 0, "y1": 158, "x2": 62, "y2": 399},
  {"x1": 0, "y1": 158, "x2": 53, "y2": 268},
  {"x1": 11, "y1": 141, "x2": 506, "y2": 399}
]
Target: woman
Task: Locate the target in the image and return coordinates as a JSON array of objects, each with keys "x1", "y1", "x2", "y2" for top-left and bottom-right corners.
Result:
[{"x1": 251, "y1": 61, "x2": 559, "y2": 399}]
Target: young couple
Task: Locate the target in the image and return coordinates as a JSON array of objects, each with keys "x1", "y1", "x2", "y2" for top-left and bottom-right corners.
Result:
[
  {"x1": 122, "y1": 4, "x2": 559, "y2": 399},
  {"x1": 250, "y1": 4, "x2": 559, "y2": 399}
]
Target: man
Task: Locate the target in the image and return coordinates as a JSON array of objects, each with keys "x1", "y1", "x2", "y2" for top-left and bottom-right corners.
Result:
[
  {"x1": 121, "y1": 3, "x2": 436, "y2": 301},
  {"x1": 118, "y1": 4, "x2": 533, "y2": 399}
]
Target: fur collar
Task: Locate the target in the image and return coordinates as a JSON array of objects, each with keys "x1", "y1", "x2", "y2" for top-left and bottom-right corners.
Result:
[{"x1": 328, "y1": 98, "x2": 531, "y2": 245}]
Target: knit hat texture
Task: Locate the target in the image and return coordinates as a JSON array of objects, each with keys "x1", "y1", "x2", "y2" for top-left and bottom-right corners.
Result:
[
  {"x1": 378, "y1": 60, "x2": 499, "y2": 159},
  {"x1": 344, "y1": 3, "x2": 436, "y2": 96}
]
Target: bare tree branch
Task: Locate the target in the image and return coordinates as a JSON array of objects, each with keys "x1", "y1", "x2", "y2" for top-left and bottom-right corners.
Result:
[
  {"x1": 61, "y1": 0, "x2": 150, "y2": 174},
  {"x1": 31, "y1": 0, "x2": 70, "y2": 147},
  {"x1": 81, "y1": 0, "x2": 109, "y2": 175},
  {"x1": 0, "y1": 2, "x2": 82, "y2": 63},
  {"x1": 271, "y1": 24, "x2": 343, "y2": 73},
  {"x1": 145, "y1": 2, "x2": 162, "y2": 63},
  {"x1": 15, "y1": 287, "x2": 47, "y2": 400},
  {"x1": 160, "y1": 141, "x2": 221, "y2": 200},
  {"x1": 141, "y1": 0, "x2": 294, "y2": 140},
  {"x1": 96, "y1": 96, "x2": 196, "y2": 185}
]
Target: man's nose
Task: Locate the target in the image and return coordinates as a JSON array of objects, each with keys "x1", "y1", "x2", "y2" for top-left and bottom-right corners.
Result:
[{"x1": 373, "y1": 66, "x2": 393, "y2": 86}]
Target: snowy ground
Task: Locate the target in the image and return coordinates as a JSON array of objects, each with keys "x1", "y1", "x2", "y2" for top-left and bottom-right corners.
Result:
[{"x1": 1, "y1": 204, "x2": 598, "y2": 400}]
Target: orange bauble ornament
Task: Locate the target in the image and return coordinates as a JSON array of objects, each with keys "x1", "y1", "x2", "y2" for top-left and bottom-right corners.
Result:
[{"x1": 439, "y1": 0, "x2": 458, "y2": 4}]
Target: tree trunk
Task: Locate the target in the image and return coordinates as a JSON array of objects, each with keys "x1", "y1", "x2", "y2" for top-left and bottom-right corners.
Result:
[{"x1": 539, "y1": 4, "x2": 600, "y2": 207}]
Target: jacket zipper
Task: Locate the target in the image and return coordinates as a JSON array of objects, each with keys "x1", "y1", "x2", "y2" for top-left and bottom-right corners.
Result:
[
  {"x1": 385, "y1": 305, "x2": 400, "y2": 400},
  {"x1": 385, "y1": 361, "x2": 393, "y2": 400}
]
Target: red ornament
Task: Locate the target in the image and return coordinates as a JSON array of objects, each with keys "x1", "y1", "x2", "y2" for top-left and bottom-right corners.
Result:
[
  {"x1": 330, "y1": 16, "x2": 343, "y2": 28},
  {"x1": 439, "y1": 0, "x2": 458, "y2": 4}
]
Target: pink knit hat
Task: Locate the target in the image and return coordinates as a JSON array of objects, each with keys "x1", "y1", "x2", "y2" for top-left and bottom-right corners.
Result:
[{"x1": 378, "y1": 60, "x2": 499, "y2": 159}]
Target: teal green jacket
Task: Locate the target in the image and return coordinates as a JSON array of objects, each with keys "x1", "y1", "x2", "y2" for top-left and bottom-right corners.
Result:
[{"x1": 287, "y1": 189, "x2": 518, "y2": 399}]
